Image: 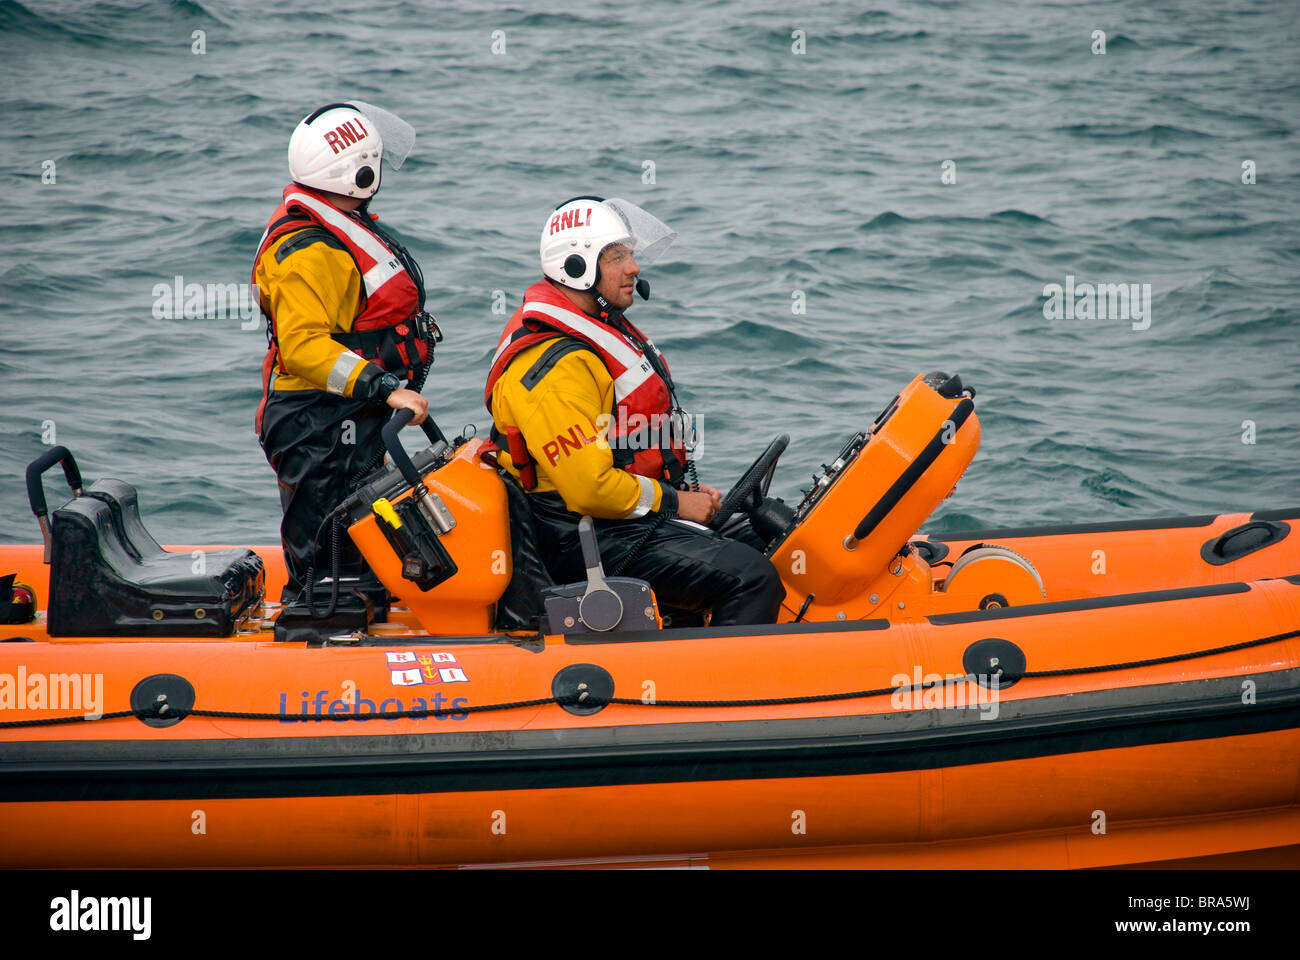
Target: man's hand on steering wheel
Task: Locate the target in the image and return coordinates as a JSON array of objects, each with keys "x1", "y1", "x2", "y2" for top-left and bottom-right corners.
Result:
[
  {"x1": 708, "y1": 434, "x2": 789, "y2": 530},
  {"x1": 677, "y1": 485, "x2": 722, "y2": 523}
]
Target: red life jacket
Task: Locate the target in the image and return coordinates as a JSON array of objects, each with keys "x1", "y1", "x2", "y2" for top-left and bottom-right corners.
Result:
[
  {"x1": 253, "y1": 184, "x2": 430, "y2": 435},
  {"x1": 484, "y1": 279, "x2": 689, "y2": 486}
]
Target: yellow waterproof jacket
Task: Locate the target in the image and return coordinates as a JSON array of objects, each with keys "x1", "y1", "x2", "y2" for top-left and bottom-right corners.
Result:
[
  {"x1": 489, "y1": 338, "x2": 677, "y2": 520},
  {"x1": 254, "y1": 228, "x2": 375, "y2": 397}
]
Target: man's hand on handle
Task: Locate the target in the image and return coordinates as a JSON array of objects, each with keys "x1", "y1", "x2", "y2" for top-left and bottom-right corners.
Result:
[{"x1": 387, "y1": 388, "x2": 428, "y2": 425}]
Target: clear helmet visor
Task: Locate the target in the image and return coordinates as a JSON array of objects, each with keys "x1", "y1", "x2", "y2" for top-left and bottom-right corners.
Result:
[
  {"x1": 603, "y1": 198, "x2": 677, "y2": 263},
  {"x1": 347, "y1": 100, "x2": 415, "y2": 170}
]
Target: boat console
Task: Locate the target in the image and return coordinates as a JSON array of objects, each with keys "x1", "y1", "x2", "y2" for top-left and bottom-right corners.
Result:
[{"x1": 331, "y1": 368, "x2": 1042, "y2": 634}]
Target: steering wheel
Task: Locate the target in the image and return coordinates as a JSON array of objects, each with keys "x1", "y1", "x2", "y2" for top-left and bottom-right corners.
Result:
[{"x1": 708, "y1": 433, "x2": 789, "y2": 530}]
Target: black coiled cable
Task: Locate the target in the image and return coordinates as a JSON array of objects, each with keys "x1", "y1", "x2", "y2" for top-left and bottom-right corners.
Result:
[{"x1": 302, "y1": 508, "x2": 347, "y2": 618}]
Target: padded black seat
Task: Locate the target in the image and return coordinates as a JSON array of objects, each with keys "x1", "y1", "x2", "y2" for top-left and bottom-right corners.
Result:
[
  {"x1": 84, "y1": 478, "x2": 262, "y2": 591},
  {"x1": 83, "y1": 478, "x2": 166, "y2": 559},
  {"x1": 47, "y1": 485, "x2": 264, "y2": 637}
]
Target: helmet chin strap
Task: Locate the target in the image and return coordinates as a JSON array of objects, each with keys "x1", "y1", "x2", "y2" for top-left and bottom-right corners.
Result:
[
  {"x1": 592, "y1": 274, "x2": 652, "y2": 320},
  {"x1": 590, "y1": 263, "x2": 615, "y2": 319}
]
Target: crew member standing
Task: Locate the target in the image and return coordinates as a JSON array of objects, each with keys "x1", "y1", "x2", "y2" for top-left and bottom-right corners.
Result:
[{"x1": 254, "y1": 102, "x2": 437, "y2": 602}]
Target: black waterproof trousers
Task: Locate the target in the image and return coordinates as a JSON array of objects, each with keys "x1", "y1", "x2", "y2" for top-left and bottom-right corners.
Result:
[
  {"x1": 528, "y1": 492, "x2": 785, "y2": 626},
  {"x1": 259, "y1": 390, "x2": 389, "y2": 603}
]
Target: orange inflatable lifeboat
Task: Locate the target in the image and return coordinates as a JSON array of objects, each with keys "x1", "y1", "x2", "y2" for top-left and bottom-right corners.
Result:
[{"x1": 2, "y1": 371, "x2": 1297, "y2": 869}]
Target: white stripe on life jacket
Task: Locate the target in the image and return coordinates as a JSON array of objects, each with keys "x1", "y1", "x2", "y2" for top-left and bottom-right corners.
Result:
[
  {"x1": 511, "y1": 301, "x2": 656, "y2": 401},
  {"x1": 283, "y1": 192, "x2": 404, "y2": 296}
]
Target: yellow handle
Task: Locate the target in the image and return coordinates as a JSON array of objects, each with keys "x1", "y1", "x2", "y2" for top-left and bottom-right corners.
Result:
[{"x1": 373, "y1": 497, "x2": 402, "y2": 529}]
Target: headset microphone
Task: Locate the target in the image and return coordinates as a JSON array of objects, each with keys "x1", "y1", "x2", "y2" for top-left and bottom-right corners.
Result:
[{"x1": 636, "y1": 278, "x2": 650, "y2": 301}]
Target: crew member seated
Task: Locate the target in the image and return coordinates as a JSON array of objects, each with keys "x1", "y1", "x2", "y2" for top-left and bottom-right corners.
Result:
[{"x1": 484, "y1": 196, "x2": 783, "y2": 626}]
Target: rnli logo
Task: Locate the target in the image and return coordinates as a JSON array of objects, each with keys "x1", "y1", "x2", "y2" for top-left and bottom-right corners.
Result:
[
  {"x1": 542, "y1": 422, "x2": 600, "y2": 465},
  {"x1": 387, "y1": 651, "x2": 470, "y2": 686},
  {"x1": 549, "y1": 206, "x2": 593, "y2": 236},
  {"x1": 323, "y1": 116, "x2": 370, "y2": 154}
]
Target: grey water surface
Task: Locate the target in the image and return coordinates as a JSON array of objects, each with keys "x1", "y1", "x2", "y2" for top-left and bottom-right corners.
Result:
[{"x1": 2, "y1": 0, "x2": 1296, "y2": 546}]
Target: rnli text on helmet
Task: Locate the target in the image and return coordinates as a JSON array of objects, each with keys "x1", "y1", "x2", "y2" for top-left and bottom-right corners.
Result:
[
  {"x1": 549, "y1": 206, "x2": 594, "y2": 235},
  {"x1": 324, "y1": 117, "x2": 371, "y2": 155}
]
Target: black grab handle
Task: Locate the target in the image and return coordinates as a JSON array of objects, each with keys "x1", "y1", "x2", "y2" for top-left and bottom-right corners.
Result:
[
  {"x1": 852, "y1": 397, "x2": 975, "y2": 543},
  {"x1": 381, "y1": 410, "x2": 448, "y2": 488},
  {"x1": 26, "y1": 445, "x2": 83, "y2": 519}
]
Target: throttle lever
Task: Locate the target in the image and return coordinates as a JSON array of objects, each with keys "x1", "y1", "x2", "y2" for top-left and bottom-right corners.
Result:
[{"x1": 577, "y1": 517, "x2": 623, "y2": 631}]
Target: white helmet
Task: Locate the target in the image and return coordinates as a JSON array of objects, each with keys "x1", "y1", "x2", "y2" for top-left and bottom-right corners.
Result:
[
  {"x1": 540, "y1": 196, "x2": 676, "y2": 291},
  {"x1": 287, "y1": 101, "x2": 414, "y2": 199}
]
